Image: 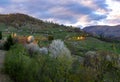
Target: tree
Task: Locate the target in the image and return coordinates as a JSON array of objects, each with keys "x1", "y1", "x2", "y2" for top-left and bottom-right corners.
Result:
[
  {"x1": 4, "y1": 35, "x2": 14, "y2": 50},
  {"x1": 0, "y1": 31, "x2": 2, "y2": 40},
  {"x1": 48, "y1": 35, "x2": 54, "y2": 41}
]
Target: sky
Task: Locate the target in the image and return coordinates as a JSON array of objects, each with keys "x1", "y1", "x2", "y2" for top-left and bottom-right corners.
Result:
[{"x1": 0, "y1": 0, "x2": 120, "y2": 28}]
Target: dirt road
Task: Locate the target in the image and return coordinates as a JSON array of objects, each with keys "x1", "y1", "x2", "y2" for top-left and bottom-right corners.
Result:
[{"x1": 0, "y1": 50, "x2": 11, "y2": 82}]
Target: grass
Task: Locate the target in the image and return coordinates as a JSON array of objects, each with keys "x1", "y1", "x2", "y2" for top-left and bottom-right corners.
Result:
[
  {"x1": 65, "y1": 37, "x2": 120, "y2": 56},
  {"x1": 0, "y1": 23, "x2": 6, "y2": 31}
]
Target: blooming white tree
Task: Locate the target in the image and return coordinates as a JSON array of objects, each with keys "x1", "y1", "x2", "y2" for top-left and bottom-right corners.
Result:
[
  {"x1": 49, "y1": 39, "x2": 73, "y2": 74},
  {"x1": 49, "y1": 39, "x2": 72, "y2": 59}
]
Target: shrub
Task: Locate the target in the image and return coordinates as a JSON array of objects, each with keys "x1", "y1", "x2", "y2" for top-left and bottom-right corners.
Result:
[
  {"x1": 4, "y1": 44, "x2": 38, "y2": 82},
  {"x1": 25, "y1": 42, "x2": 40, "y2": 56},
  {"x1": 34, "y1": 54, "x2": 73, "y2": 82},
  {"x1": 83, "y1": 51, "x2": 120, "y2": 82}
]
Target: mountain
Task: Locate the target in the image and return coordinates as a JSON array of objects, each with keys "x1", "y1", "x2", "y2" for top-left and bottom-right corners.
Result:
[{"x1": 83, "y1": 25, "x2": 120, "y2": 41}]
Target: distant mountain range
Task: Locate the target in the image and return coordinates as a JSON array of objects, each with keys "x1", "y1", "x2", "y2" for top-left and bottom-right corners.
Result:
[{"x1": 83, "y1": 25, "x2": 120, "y2": 41}]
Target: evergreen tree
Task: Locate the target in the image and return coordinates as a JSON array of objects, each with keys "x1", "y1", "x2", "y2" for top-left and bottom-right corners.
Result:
[
  {"x1": 4, "y1": 35, "x2": 14, "y2": 50},
  {"x1": 0, "y1": 31, "x2": 2, "y2": 40}
]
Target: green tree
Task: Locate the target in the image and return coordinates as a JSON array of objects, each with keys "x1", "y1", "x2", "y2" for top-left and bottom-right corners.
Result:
[
  {"x1": 48, "y1": 35, "x2": 54, "y2": 41},
  {"x1": 0, "y1": 31, "x2": 2, "y2": 40},
  {"x1": 4, "y1": 35, "x2": 14, "y2": 50}
]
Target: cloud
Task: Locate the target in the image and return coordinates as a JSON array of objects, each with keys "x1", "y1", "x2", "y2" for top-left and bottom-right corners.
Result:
[
  {"x1": 89, "y1": 13, "x2": 107, "y2": 21},
  {"x1": 65, "y1": 3, "x2": 93, "y2": 15},
  {"x1": 114, "y1": 0, "x2": 120, "y2": 2},
  {"x1": 0, "y1": 0, "x2": 120, "y2": 27},
  {"x1": 11, "y1": 0, "x2": 30, "y2": 3}
]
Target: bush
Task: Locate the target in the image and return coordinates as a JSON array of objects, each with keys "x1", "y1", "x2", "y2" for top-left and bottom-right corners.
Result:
[
  {"x1": 4, "y1": 44, "x2": 38, "y2": 82},
  {"x1": 25, "y1": 42, "x2": 40, "y2": 56},
  {"x1": 35, "y1": 55, "x2": 72, "y2": 82},
  {"x1": 83, "y1": 51, "x2": 120, "y2": 82}
]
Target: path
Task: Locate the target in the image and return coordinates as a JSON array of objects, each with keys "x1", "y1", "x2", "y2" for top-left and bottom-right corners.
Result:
[{"x1": 0, "y1": 50, "x2": 11, "y2": 82}]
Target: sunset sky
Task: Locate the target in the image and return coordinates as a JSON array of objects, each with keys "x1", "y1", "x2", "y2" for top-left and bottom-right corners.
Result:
[{"x1": 0, "y1": 0, "x2": 120, "y2": 28}]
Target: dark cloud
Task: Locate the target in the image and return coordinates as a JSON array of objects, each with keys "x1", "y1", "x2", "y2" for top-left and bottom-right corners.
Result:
[
  {"x1": 21, "y1": 0, "x2": 78, "y2": 23},
  {"x1": 89, "y1": 13, "x2": 107, "y2": 20},
  {"x1": 94, "y1": 0, "x2": 108, "y2": 10},
  {"x1": 66, "y1": 3, "x2": 93, "y2": 14},
  {"x1": 62, "y1": 2, "x2": 108, "y2": 22},
  {"x1": 35, "y1": 10, "x2": 77, "y2": 24},
  {"x1": 0, "y1": 0, "x2": 11, "y2": 6},
  {"x1": 54, "y1": 15, "x2": 77, "y2": 24},
  {"x1": 114, "y1": 0, "x2": 120, "y2": 2}
]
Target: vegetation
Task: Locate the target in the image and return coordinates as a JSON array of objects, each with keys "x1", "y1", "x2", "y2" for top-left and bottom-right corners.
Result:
[
  {"x1": 48, "y1": 35, "x2": 54, "y2": 41},
  {"x1": 4, "y1": 44, "x2": 73, "y2": 82},
  {"x1": 49, "y1": 39, "x2": 72, "y2": 59},
  {"x1": 4, "y1": 35, "x2": 14, "y2": 50},
  {"x1": 0, "y1": 31, "x2": 2, "y2": 39},
  {"x1": 4, "y1": 43, "x2": 120, "y2": 82},
  {"x1": 1, "y1": 13, "x2": 120, "y2": 82}
]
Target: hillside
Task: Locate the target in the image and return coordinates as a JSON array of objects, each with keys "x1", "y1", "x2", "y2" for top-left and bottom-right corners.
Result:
[
  {"x1": 0, "y1": 13, "x2": 77, "y2": 32},
  {"x1": 0, "y1": 13, "x2": 84, "y2": 39},
  {"x1": 83, "y1": 25, "x2": 120, "y2": 41}
]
